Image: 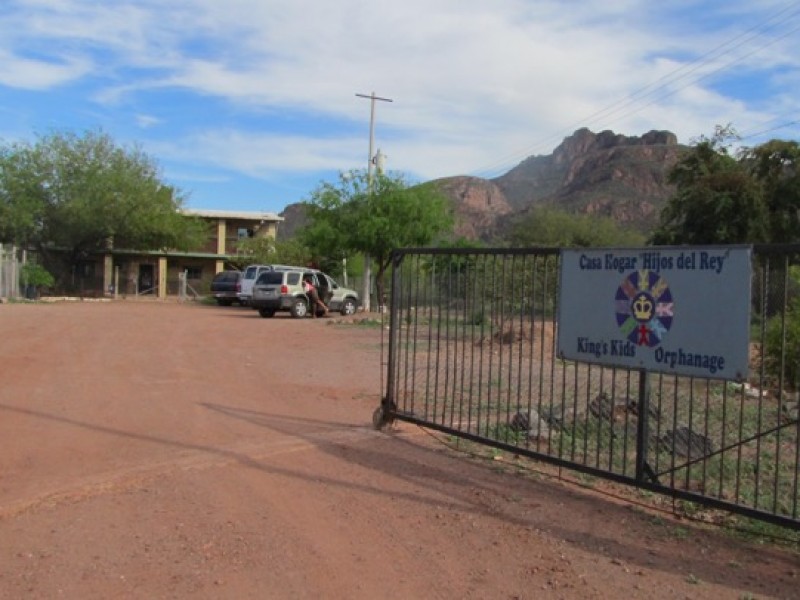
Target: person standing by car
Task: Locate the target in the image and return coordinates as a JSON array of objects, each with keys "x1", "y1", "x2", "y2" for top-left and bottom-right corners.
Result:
[{"x1": 303, "y1": 275, "x2": 329, "y2": 318}]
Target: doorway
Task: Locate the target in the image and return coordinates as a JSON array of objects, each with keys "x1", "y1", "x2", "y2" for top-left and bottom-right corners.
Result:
[{"x1": 138, "y1": 264, "x2": 155, "y2": 295}]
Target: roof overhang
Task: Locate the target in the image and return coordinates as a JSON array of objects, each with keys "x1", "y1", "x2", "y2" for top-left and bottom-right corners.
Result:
[{"x1": 181, "y1": 208, "x2": 283, "y2": 222}]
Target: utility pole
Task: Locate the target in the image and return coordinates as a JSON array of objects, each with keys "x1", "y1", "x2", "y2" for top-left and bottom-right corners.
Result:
[{"x1": 356, "y1": 91, "x2": 393, "y2": 312}]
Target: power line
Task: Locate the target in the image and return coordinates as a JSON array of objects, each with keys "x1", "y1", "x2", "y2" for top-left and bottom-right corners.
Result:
[
  {"x1": 472, "y1": 1, "x2": 800, "y2": 179},
  {"x1": 591, "y1": 20, "x2": 800, "y2": 135},
  {"x1": 739, "y1": 118, "x2": 800, "y2": 141},
  {"x1": 579, "y1": 3, "x2": 800, "y2": 132}
]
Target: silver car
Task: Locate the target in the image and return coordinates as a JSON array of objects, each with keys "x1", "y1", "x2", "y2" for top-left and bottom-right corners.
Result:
[{"x1": 251, "y1": 268, "x2": 359, "y2": 318}]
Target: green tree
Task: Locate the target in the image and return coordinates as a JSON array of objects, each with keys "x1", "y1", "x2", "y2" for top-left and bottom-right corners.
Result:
[
  {"x1": 233, "y1": 236, "x2": 312, "y2": 269},
  {"x1": 300, "y1": 177, "x2": 354, "y2": 275},
  {"x1": 509, "y1": 207, "x2": 644, "y2": 247},
  {"x1": 0, "y1": 144, "x2": 46, "y2": 247},
  {"x1": 741, "y1": 139, "x2": 800, "y2": 243},
  {"x1": 650, "y1": 128, "x2": 769, "y2": 245},
  {"x1": 0, "y1": 130, "x2": 206, "y2": 263},
  {"x1": 301, "y1": 169, "x2": 453, "y2": 305},
  {"x1": 20, "y1": 263, "x2": 55, "y2": 298}
]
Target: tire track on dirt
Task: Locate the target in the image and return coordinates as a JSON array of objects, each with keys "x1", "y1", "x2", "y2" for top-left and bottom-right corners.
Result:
[{"x1": 0, "y1": 425, "x2": 385, "y2": 520}]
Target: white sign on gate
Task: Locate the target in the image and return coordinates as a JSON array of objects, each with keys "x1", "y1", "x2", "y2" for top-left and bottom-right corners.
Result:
[{"x1": 557, "y1": 246, "x2": 752, "y2": 381}]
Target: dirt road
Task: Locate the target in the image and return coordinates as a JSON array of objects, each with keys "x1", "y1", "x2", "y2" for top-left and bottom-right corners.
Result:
[{"x1": 0, "y1": 301, "x2": 797, "y2": 599}]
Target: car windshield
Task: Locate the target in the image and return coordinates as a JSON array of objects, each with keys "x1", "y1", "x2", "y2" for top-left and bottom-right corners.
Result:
[{"x1": 244, "y1": 266, "x2": 259, "y2": 280}]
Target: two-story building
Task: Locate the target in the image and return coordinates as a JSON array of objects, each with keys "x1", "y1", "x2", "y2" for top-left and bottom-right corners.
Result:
[{"x1": 95, "y1": 209, "x2": 283, "y2": 299}]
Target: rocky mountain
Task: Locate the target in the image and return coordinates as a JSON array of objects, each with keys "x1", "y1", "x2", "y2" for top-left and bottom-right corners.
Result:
[
  {"x1": 279, "y1": 128, "x2": 687, "y2": 243},
  {"x1": 433, "y1": 176, "x2": 514, "y2": 241},
  {"x1": 443, "y1": 128, "x2": 686, "y2": 241},
  {"x1": 276, "y1": 201, "x2": 310, "y2": 241}
]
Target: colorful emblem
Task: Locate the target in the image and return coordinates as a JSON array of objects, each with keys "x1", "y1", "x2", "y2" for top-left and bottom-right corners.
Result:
[{"x1": 615, "y1": 270, "x2": 673, "y2": 347}]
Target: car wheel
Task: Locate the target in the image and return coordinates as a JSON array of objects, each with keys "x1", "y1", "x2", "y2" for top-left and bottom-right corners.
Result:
[
  {"x1": 290, "y1": 297, "x2": 309, "y2": 318},
  {"x1": 341, "y1": 297, "x2": 357, "y2": 316},
  {"x1": 258, "y1": 308, "x2": 276, "y2": 318}
]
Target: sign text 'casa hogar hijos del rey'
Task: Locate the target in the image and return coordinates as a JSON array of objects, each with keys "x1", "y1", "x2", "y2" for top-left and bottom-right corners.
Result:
[{"x1": 557, "y1": 246, "x2": 752, "y2": 381}]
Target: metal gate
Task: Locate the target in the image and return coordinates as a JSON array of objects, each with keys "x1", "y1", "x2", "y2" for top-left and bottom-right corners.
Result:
[
  {"x1": 374, "y1": 246, "x2": 800, "y2": 530},
  {"x1": 0, "y1": 244, "x2": 21, "y2": 299}
]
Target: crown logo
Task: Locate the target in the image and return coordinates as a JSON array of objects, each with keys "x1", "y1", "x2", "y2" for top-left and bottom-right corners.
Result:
[{"x1": 632, "y1": 294, "x2": 653, "y2": 321}]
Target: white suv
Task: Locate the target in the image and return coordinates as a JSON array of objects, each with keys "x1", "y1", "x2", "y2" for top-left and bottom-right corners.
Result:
[
  {"x1": 250, "y1": 268, "x2": 359, "y2": 318},
  {"x1": 236, "y1": 264, "x2": 295, "y2": 305}
]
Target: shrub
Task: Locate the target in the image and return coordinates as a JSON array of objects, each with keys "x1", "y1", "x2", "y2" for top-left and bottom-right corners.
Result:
[
  {"x1": 20, "y1": 263, "x2": 55, "y2": 289},
  {"x1": 764, "y1": 298, "x2": 800, "y2": 390}
]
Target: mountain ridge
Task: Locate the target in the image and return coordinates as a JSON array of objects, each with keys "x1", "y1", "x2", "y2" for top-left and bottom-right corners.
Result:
[{"x1": 279, "y1": 127, "x2": 687, "y2": 243}]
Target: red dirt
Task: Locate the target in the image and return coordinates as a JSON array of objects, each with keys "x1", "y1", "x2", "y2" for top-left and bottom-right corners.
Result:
[{"x1": 0, "y1": 301, "x2": 797, "y2": 599}]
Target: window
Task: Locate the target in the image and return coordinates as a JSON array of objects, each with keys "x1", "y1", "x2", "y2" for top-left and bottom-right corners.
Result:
[
  {"x1": 257, "y1": 271, "x2": 284, "y2": 285},
  {"x1": 237, "y1": 227, "x2": 254, "y2": 239},
  {"x1": 183, "y1": 266, "x2": 202, "y2": 280}
]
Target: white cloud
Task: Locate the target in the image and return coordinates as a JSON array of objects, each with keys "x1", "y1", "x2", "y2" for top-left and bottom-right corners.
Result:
[
  {"x1": 0, "y1": 49, "x2": 92, "y2": 90},
  {"x1": 135, "y1": 114, "x2": 161, "y2": 128},
  {"x1": 152, "y1": 129, "x2": 365, "y2": 176},
  {"x1": 1, "y1": 0, "x2": 798, "y2": 204}
]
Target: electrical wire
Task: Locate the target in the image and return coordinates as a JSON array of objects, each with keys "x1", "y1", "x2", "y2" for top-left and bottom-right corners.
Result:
[
  {"x1": 472, "y1": 1, "x2": 800, "y2": 179},
  {"x1": 740, "y1": 118, "x2": 800, "y2": 142}
]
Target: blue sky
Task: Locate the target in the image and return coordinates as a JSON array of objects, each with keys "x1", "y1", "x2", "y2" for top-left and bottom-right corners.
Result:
[{"x1": 1, "y1": 0, "x2": 799, "y2": 215}]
